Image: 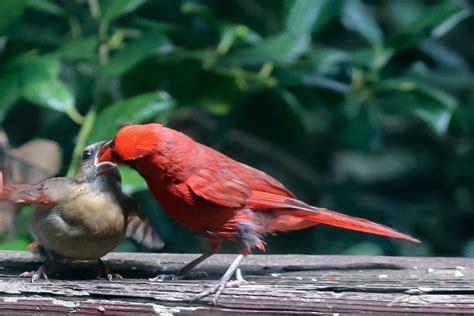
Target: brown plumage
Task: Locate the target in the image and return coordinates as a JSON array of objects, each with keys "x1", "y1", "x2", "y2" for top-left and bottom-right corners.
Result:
[{"x1": 0, "y1": 141, "x2": 163, "y2": 281}]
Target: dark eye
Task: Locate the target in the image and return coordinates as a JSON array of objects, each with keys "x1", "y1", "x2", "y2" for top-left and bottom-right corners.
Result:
[{"x1": 81, "y1": 149, "x2": 93, "y2": 162}]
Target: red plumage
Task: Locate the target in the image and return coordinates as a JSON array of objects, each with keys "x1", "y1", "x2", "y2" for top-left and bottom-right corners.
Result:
[
  {"x1": 101, "y1": 123, "x2": 419, "y2": 248},
  {"x1": 99, "y1": 123, "x2": 419, "y2": 302}
]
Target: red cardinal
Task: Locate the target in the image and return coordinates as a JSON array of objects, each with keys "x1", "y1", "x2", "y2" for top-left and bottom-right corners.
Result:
[{"x1": 99, "y1": 123, "x2": 419, "y2": 303}]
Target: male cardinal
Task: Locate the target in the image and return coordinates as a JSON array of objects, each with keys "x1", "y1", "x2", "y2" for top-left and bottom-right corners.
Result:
[
  {"x1": 0, "y1": 141, "x2": 163, "y2": 281},
  {"x1": 99, "y1": 123, "x2": 420, "y2": 303}
]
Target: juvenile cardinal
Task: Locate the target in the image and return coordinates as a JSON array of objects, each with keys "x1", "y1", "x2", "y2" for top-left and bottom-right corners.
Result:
[
  {"x1": 0, "y1": 141, "x2": 163, "y2": 281},
  {"x1": 99, "y1": 124, "x2": 420, "y2": 303}
]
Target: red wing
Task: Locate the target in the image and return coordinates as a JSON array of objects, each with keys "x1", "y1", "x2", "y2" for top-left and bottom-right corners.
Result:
[
  {"x1": 237, "y1": 163, "x2": 296, "y2": 198},
  {"x1": 126, "y1": 215, "x2": 164, "y2": 249},
  {"x1": 186, "y1": 143, "x2": 295, "y2": 209},
  {"x1": 246, "y1": 190, "x2": 312, "y2": 210},
  {"x1": 187, "y1": 168, "x2": 252, "y2": 209}
]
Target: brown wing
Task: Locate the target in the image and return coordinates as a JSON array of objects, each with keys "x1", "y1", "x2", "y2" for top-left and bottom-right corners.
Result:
[
  {"x1": 0, "y1": 181, "x2": 55, "y2": 208},
  {"x1": 120, "y1": 195, "x2": 164, "y2": 249},
  {"x1": 126, "y1": 215, "x2": 165, "y2": 249}
]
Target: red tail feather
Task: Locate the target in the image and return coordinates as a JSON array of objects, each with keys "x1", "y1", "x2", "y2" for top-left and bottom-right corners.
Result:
[
  {"x1": 248, "y1": 191, "x2": 420, "y2": 243},
  {"x1": 297, "y1": 207, "x2": 420, "y2": 243}
]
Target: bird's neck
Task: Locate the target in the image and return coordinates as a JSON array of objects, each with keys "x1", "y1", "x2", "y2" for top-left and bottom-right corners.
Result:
[{"x1": 92, "y1": 173, "x2": 122, "y2": 195}]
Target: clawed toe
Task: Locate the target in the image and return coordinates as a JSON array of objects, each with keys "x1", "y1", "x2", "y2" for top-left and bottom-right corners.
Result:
[
  {"x1": 97, "y1": 259, "x2": 122, "y2": 281},
  {"x1": 149, "y1": 274, "x2": 182, "y2": 282},
  {"x1": 193, "y1": 268, "x2": 247, "y2": 305},
  {"x1": 19, "y1": 266, "x2": 49, "y2": 282},
  {"x1": 104, "y1": 273, "x2": 123, "y2": 281}
]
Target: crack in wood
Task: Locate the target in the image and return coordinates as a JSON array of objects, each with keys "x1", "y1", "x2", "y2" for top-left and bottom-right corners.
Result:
[{"x1": 0, "y1": 252, "x2": 473, "y2": 314}]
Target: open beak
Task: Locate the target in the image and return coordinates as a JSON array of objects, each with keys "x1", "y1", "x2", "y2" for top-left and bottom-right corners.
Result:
[
  {"x1": 96, "y1": 161, "x2": 118, "y2": 175},
  {"x1": 98, "y1": 140, "x2": 115, "y2": 163}
]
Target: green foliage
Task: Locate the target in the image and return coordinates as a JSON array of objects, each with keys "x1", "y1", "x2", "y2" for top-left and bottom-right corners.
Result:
[
  {"x1": 88, "y1": 91, "x2": 174, "y2": 142},
  {"x1": 0, "y1": 0, "x2": 473, "y2": 257}
]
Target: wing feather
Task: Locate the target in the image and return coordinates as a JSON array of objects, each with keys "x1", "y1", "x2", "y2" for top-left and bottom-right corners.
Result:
[
  {"x1": 126, "y1": 215, "x2": 165, "y2": 249},
  {"x1": 186, "y1": 143, "x2": 295, "y2": 209}
]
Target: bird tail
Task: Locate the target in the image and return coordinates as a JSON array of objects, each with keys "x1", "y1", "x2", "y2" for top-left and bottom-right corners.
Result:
[
  {"x1": 249, "y1": 191, "x2": 420, "y2": 243},
  {"x1": 297, "y1": 207, "x2": 420, "y2": 243}
]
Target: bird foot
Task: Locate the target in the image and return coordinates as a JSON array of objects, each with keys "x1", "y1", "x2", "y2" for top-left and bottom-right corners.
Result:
[
  {"x1": 97, "y1": 259, "x2": 122, "y2": 281},
  {"x1": 193, "y1": 268, "x2": 247, "y2": 305},
  {"x1": 101, "y1": 273, "x2": 123, "y2": 282},
  {"x1": 19, "y1": 265, "x2": 49, "y2": 282},
  {"x1": 149, "y1": 274, "x2": 182, "y2": 281}
]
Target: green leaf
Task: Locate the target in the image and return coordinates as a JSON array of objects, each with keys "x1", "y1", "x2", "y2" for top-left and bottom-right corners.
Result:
[
  {"x1": 391, "y1": 1, "x2": 470, "y2": 50},
  {"x1": 15, "y1": 54, "x2": 61, "y2": 82},
  {"x1": 56, "y1": 37, "x2": 98, "y2": 60},
  {"x1": 216, "y1": 24, "x2": 261, "y2": 55},
  {"x1": 0, "y1": 53, "x2": 83, "y2": 121},
  {"x1": 88, "y1": 91, "x2": 174, "y2": 142},
  {"x1": 378, "y1": 80, "x2": 457, "y2": 134},
  {"x1": 22, "y1": 79, "x2": 75, "y2": 113},
  {"x1": 307, "y1": 49, "x2": 349, "y2": 75},
  {"x1": 101, "y1": 32, "x2": 171, "y2": 76},
  {"x1": 300, "y1": 74, "x2": 350, "y2": 93},
  {"x1": 341, "y1": 0, "x2": 383, "y2": 45},
  {"x1": 313, "y1": 0, "x2": 342, "y2": 33},
  {"x1": 412, "y1": 103, "x2": 451, "y2": 134},
  {"x1": 0, "y1": 73, "x2": 21, "y2": 115},
  {"x1": 181, "y1": 2, "x2": 214, "y2": 20},
  {"x1": 27, "y1": 0, "x2": 64, "y2": 16},
  {"x1": 223, "y1": 32, "x2": 310, "y2": 66},
  {"x1": 286, "y1": 0, "x2": 332, "y2": 34},
  {"x1": 0, "y1": 0, "x2": 28, "y2": 33},
  {"x1": 431, "y1": 7, "x2": 471, "y2": 38},
  {"x1": 101, "y1": 0, "x2": 146, "y2": 22},
  {"x1": 276, "y1": 88, "x2": 311, "y2": 131},
  {"x1": 405, "y1": 1, "x2": 469, "y2": 36}
]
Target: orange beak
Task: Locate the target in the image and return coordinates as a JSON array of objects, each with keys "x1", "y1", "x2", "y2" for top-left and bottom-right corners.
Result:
[{"x1": 98, "y1": 141, "x2": 115, "y2": 163}]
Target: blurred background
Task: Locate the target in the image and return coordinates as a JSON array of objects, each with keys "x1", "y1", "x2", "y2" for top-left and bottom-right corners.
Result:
[{"x1": 0, "y1": 0, "x2": 473, "y2": 257}]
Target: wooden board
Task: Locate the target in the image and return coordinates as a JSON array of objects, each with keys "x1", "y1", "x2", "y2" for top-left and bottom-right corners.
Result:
[{"x1": 0, "y1": 251, "x2": 473, "y2": 314}]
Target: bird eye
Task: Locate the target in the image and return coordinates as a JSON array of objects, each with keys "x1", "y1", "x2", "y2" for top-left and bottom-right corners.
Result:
[{"x1": 81, "y1": 149, "x2": 93, "y2": 162}]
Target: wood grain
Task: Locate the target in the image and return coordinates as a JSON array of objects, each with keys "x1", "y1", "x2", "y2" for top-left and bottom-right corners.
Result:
[{"x1": 0, "y1": 251, "x2": 473, "y2": 314}]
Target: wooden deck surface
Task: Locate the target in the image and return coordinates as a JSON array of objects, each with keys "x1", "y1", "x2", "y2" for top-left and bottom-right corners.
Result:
[{"x1": 0, "y1": 251, "x2": 473, "y2": 315}]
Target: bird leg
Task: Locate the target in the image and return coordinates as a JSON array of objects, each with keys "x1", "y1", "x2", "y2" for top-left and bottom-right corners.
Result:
[
  {"x1": 19, "y1": 247, "x2": 58, "y2": 282},
  {"x1": 97, "y1": 258, "x2": 122, "y2": 281},
  {"x1": 193, "y1": 254, "x2": 247, "y2": 305},
  {"x1": 150, "y1": 250, "x2": 216, "y2": 281},
  {"x1": 19, "y1": 263, "x2": 50, "y2": 282}
]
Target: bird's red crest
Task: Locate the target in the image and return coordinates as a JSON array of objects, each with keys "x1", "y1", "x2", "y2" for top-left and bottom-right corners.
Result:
[{"x1": 113, "y1": 123, "x2": 163, "y2": 161}]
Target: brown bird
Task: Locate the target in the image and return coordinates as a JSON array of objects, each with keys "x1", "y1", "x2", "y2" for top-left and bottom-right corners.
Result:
[
  {"x1": 0, "y1": 141, "x2": 163, "y2": 281},
  {"x1": 98, "y1": 124, "x2": 420, "y2": 303}
]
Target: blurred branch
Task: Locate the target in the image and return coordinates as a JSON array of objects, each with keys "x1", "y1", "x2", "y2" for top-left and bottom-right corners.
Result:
[{"x1": 66, "y1": 107, "x2": 96, "y2": 176}]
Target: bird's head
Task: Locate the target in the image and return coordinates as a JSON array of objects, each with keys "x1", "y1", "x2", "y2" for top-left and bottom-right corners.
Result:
[
  {"x1": 76, "y1": 141, "x2": 120, "y2": 183},
  {"x1": 98, "y1": 123, "x2": 162, "y2": 165}
]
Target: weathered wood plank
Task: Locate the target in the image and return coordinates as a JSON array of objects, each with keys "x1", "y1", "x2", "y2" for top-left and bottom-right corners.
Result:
[{"x1": 0, "y1": 251, "x2": 473, "y2": 314}]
